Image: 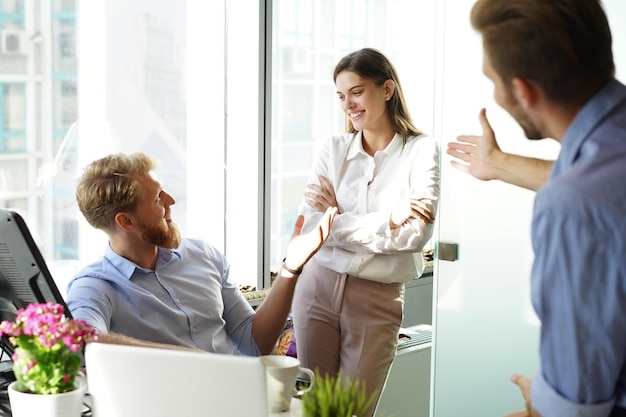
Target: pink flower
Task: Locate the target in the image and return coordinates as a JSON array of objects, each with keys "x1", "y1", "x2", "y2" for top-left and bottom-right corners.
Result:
[{"x1": 0, "y1": 302, "x2": 97, "y2": 395}]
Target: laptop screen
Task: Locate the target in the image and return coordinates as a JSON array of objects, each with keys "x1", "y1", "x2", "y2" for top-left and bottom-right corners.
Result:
[{"x1": 85, "y1": 343, "x2": 268, "y2": 417}]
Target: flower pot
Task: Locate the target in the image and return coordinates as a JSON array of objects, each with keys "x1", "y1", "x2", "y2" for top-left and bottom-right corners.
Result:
[{"x1": 8, "y1": 378, "x2": 86, "y2": 417}]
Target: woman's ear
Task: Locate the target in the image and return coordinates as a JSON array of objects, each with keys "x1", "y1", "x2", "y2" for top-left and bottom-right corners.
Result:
[{"x1": 383, "y1": 79, "x2": 395, "y2": 101}]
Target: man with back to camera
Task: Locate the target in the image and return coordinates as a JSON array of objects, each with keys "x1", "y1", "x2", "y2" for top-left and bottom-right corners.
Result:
[
  {"x1": 452, "y1": 1, "x2": 626, "y2": 416},
  {"x1": 66, "y1": 151, "x2": 337, "y2": 356}
]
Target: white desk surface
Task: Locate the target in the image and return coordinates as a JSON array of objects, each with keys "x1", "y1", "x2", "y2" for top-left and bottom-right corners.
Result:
[
  {"x1": 270, "y1": 398, "x2": 302, "y2": 416},
  {"x1": 80, "y1": 392, "x2": 302, "y2": 416}
]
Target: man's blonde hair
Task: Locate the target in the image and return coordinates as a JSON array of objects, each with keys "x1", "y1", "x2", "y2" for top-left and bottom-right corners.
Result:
[{"x1": 76, "y1": 152, "x2": 158, "y2": 232}]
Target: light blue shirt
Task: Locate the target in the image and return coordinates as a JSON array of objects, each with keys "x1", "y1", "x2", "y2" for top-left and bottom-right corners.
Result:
[
  {"x1": 66, "y1": 238, "x2": 261, "y2": 356},
  {"x1": 531, "y1": 79, "x2": 626, "y2": 417}
]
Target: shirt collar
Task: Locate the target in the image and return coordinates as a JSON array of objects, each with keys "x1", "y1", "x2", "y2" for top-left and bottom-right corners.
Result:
[
  {"x1": 346, "y1": 131, "x2": 404, "y2": 160},
  {"x1": 552, "y1": 79, "x2": 626, "y2": 178},
  {"x1": 104, "y1": 242, "x2": 182, "y2": 279}
]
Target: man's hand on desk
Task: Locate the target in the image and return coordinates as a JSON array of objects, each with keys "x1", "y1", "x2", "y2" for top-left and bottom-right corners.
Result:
[{"x1": 93, "y1": 333, "x2": 203, "y2": 352}]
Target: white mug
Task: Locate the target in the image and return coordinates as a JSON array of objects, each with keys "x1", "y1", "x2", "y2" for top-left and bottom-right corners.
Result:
[{"x1": 261, "y1": 355, "x2": 315, "y2": 412}]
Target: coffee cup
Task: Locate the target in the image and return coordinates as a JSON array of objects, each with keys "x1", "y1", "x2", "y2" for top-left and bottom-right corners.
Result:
[{"x1": 261, "y1": 355, "x2": 315, "y2": 412}]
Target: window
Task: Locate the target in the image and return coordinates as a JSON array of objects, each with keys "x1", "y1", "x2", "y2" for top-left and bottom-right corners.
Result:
[
  {"x1": 268, "y1": 0, "x2": 438, "y2": 279},
  {"x1": 0, "y1": 0, "x2": 437, "y2": 293},
  {"x1": 1, "y1": 83, "x2": 25, "y2": 147}
]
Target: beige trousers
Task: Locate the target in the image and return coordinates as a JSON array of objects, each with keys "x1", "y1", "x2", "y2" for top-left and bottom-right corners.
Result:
[{"x1": 292, "y1": 259, "x2": 404, "y2": 417}]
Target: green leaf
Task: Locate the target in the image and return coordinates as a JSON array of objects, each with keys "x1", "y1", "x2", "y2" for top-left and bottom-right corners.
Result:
[{"x1": 301, "y1": 370, "x2": 380, "y2": 417}]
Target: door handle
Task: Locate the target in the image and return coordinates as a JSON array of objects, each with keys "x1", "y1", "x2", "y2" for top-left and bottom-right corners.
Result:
[{"x1": 437, "y1": 242, "x2": 458, "y2": 262}]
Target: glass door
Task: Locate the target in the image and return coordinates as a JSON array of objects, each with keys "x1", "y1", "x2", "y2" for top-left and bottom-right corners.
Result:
[{"x1": 430, "y1": 0, "x2": 626, "y2": 416}]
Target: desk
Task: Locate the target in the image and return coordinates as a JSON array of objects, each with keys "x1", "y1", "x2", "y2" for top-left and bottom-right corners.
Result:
[
  {"x1": 86, "y1": 395, "x2": 303, "y2": 417},
  {"x1": 0, "y1": 376, "x2": 303, "y2": 417},
  {"x1": 0, "y1": 394, "x2": 302, "y2": 416},
  {"x1": 270, "y1": 398, "x2": 302, "y2": 416},
  {"x1": 84, "y1": 392, "x2": 302, "y2": 417}
]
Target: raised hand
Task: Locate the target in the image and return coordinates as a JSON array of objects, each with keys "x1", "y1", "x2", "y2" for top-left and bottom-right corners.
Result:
[
  {"x1": 283, "y1": 206, "x2": 337, "y2": 271},
  {"x1": 447, "y1": 108, "x2": 502, "y2": 181}
]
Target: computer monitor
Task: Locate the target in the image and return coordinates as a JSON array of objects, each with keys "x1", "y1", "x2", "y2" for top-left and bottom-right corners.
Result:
[{"x1": 0, "y1": 208, "x2": 71, "y2": 357}]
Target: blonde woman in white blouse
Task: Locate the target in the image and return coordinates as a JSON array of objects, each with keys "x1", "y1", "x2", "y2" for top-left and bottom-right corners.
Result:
[{"x1": 292, "y1": 48, "x2": 440, "y2": 417}]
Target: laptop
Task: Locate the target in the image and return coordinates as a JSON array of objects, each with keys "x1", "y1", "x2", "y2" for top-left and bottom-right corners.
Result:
[{"x1": 85, "y1": 343, "x2": 268, "y2": 417}]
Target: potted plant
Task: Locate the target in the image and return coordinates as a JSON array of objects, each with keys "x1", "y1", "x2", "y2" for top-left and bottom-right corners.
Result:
[
  {"x1": 301, "y1": 370, "x2": 386, "y2": 417},
  {"x1": 0, "y1": 302, "x2": 97, "y2": 417}
]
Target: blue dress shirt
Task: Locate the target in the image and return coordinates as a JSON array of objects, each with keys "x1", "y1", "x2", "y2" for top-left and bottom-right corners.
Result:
[
  {"x1": 531, "y1": 79, "x2": 626, "y2": 417},
  {"x1": 66, "y1": 238, "x2": 261, "y2": 356}
]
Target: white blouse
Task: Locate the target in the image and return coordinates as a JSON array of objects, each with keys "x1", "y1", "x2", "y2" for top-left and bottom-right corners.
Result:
[{"x1": 298, "y1": 131, "x2": 440, "y2": 284}]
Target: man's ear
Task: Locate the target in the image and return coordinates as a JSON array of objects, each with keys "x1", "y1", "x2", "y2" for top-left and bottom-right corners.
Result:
[
  {"x1": 114, "y1": 212, "x2": 136, "y2": 232},
  {"x1": 511, "y1": 77, "x2": 539, "y2": 110}
]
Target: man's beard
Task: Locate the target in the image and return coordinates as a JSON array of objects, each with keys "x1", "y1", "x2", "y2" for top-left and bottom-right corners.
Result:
[
  {"x1": 519, "y1": 116, "x2": 543, "y2": 140},
  {"x1": 139, "y1": 220, "x2": 181, "y2": 249},
  {"x1": 504, "y1": 89, "x2": 543, "y2": 140}
]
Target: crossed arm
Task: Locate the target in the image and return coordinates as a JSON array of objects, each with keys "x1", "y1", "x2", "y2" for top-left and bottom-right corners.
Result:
[{"x1": 305, "y1": 175, "x2": 437, "y2": 228}]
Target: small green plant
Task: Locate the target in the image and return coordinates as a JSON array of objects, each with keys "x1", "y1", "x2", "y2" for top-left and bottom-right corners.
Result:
[{"x1": 301, "y1": 370, "x2": 379, "y2": 417}]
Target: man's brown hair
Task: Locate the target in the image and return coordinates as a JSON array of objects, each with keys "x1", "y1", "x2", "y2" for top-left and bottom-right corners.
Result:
[{"x1": 471, "y1": 0, "x2": 614, "y2": 106}]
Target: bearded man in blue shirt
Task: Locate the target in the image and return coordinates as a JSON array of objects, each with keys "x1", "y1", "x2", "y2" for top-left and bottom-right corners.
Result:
[
  {"x1": 67, "y1": 151, "x2": 336, "y2": 357},
  {"x1": 450, "y1": 0, "x2": 626, "y2": 416}
]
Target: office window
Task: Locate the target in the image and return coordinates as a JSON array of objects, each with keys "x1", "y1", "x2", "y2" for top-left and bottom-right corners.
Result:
[
  {"x1": 0, "y1": 83, "x2": 25, "y2": 151},
  {"x1": 268, "y1": 0, "x2": 438, "y2": 277},
  {"x1": 0, "y1": 1, "x2": 192, "y2": 285},
  {"x1": 0, "y1": 0, "x2": 259, "y2": 286},
  {"x1": 54, "y1": 80, "x2": 77, "y2": 128},
  {"x1": 0, "y1": 158, "x2": 26, "y2": 188},
  {"x1": 53, "y1": 21, "x2": 77, "y2": 72},
  {"x1": 0, "y1": 0, "x2": 437, "y2": 293},
  {"x1": 52, "y1": 0, "x2": 75, "y2": 13},
  {"x1": 1, "y1": 1, "x2": 23, "y2": 14}
]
